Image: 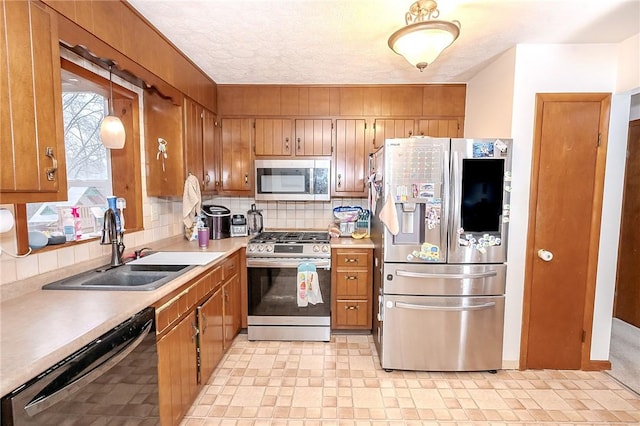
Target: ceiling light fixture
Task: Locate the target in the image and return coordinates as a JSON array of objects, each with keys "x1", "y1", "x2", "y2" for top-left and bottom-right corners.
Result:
[
  {"x1": 100, "y1": 62, "x2": 126, "y2": 149},
  {"x1": 388, "y1": 0, "x2": 461, "y2": 72}
]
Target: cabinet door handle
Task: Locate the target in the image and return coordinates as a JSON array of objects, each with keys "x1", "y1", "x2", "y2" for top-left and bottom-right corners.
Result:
[
  {"x1": 345, "y1": 305, "x2": 359, "y2": 310},
  {"x1": 285, "y1": 137, "x2": 289, "y2": 151},
  {"x1": 201, "y1": 313, "x2": 208, "y2": 333},
  {"x1": 344, "y1": 258, "x2": 358, "y2": 264},
  {"x1": 297, "y1": 137, "x2": 301, "y2": 151},
  {"x1": 45, "y1": 147, "x2": 57, "y2": 181},
  {"x1": 345, "y1": 275, "x2": 358, "y2": 280},
  {"x1": 205, "y1": 173, "x2": 211, "y2": 185},
  {"x1": 337, "y1": 174, "x2": 342, "y2": 188},
  {"x1": 191, "y1": 321, "x2": 199, "y2": 341},
  {"x1": 244, "y1": 173, "x2": 249, "y2": 184}
]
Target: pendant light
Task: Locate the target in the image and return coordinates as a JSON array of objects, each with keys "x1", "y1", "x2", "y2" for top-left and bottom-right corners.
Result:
[
  {"x1": 388, "y1": 0, "x2": 461, "y2": 71},
  {"x1": 100, "y1": 63, "x2": 126, "y2": 149}
]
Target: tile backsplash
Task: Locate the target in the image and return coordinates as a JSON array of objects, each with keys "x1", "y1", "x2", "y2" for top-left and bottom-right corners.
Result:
[{"x1": 0, "y1": 196, "x2": 366, "y2": 298}]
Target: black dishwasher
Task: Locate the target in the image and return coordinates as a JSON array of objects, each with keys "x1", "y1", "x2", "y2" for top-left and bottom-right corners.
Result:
[{"x1": 1, "y1": 308, "x2": 159, "y2": 425}]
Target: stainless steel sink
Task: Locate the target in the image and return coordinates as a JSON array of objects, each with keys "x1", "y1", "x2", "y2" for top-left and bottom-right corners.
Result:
[{"x1": 43, "y1": 263, "x2": 196, "y2": 291}]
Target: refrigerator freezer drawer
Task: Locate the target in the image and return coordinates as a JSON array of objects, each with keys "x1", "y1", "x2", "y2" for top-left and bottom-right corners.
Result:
[
  {"x1": 380, "y1": 295, "x2": 504, "y2": 371},
  {"x1": 383, "y1": 263, "x2": 506, "y2": 296}
]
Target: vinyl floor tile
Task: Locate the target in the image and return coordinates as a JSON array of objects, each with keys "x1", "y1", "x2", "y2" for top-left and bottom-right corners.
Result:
[{"x1": 181, "y1": 334, "x2": 640, "y2": 425}]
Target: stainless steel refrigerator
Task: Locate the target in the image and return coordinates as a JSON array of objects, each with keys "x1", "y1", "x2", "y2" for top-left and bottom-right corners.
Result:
[{"x1": 370, "y1": 137, "x2": 512, "y2": 372}]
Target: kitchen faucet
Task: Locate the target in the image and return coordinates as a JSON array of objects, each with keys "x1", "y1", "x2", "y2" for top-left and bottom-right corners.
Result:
[{"x1": 101, "y1": 208, "x2": 125, "y2": 267}]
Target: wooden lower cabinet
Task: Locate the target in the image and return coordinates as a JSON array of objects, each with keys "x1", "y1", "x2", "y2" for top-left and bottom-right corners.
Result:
[
  {"x1": 157, "y1": 310, "x2": 198, "y2": 426},
  {"x1": 155, "y1": 252, "x2": 242, "y2": 425},
  {"x1": 331, "y1": 248, "x2": 373, "y2": 330},
  {"x1": 198, "y1": 287, "x2": 224, "y2": 383}
]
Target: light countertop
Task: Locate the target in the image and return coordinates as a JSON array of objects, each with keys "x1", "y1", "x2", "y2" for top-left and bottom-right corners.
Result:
[{"x1": 0, "y1": 235, "x2": 372, "y2": 396}]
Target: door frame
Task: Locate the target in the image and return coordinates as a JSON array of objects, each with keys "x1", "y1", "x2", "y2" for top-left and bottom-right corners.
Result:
[{"x1": 520, "y1": 93, "x2": 611, "y2": 370}]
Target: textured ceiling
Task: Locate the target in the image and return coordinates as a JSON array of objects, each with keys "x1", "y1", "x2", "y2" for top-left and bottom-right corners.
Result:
[{"x1": 127, "y1": 0, "x2": 640, "y2": 85}]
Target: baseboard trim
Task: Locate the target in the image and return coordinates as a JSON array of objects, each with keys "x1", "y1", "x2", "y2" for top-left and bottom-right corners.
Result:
[{"x1": 584, "y1": 360, "x2": 611, "y2": 371}]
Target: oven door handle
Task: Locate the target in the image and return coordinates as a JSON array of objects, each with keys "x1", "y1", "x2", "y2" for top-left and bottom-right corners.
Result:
[
  {"x1": 395, "y1": 270, "x2": 497, "y2": 280},
  {"x1": 246, "y1": 259, "x2": 331, "y2": 269},
  {"x1": 395, "y1": 301, "x2": 496, "y2": 311},
  {"x1": 23, "y1": 319, "x2": 153, "y2": 417}
]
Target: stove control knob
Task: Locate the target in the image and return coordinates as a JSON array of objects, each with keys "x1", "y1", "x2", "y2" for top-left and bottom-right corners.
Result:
[
  {"x1": 313, "y1": 245, "x2": 320, "y2": 253},
  {"x1": 322, "y1": 245, "x2": 329, "y2": 253},
  {"x1": 247, "y1": 245, "x2": 255, "y2": 252},
  {"x1": 258, "y1": 245, "x2": 265, "y2": 252},
  {"x1": 266, "y1": 245, "x2": 273, "y2": 252}
]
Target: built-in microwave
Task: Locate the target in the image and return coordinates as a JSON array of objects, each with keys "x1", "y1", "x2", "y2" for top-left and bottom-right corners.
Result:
[{"x1": 255, "y1": 159, "x2": 330, "y2": 201}]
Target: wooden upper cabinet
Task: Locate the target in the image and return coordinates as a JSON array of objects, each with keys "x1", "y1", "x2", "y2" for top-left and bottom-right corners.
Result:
[
  {"x1": 372, "y1": 119, "x2": 414, "y2": 150},
  {"x1": 255, "y1": 119, "x2": 293, "y2": 156},
  {"x1": 417, "y1": 118, "x2": 463, "y2": 138},
  {"x1": 143, "y1": 91, "x2": 185, "y2": 197},
  {"x1": 294, "y1": 119, "x2": 332, "y2": 156},
  {"x1": 1, "y1": 0, "x2": 67, "y2": 203},
  {"x1": 334, "y1": 119, "x2": 367, "y2": 196},
  {"x1": 184, "y1": 98, "x2": 205, "y2": 189},
  {"x1": 422, "y1": 85, "x2": 466, "y2": 116},
  {"x1": 381, "y1": 86, "x2": 423, "y2": 116},
  {"x1": 202, "y1": 109, "x2": 219, "y2": 193},
  {"x1": 220, "y1": 118, "x2": 253, "y2": 194}
]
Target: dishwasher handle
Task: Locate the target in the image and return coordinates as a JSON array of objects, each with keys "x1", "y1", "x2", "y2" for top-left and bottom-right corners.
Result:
[
  {"x1": 395, "y1": 269, "x2": 497, "y2": 280},
  {"x1": 395, "y1": 301, "x2": 496, "y2": 312},
  {"x1": 24, "y1": 316, "x2": 153, "y2": 417}
]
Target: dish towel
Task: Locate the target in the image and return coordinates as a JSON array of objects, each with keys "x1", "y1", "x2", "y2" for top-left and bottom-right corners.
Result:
[
  {"x1": 182, "y1": 174, "x2": 202, "y2": 238},
  {"x1": 378, "y1": 191, "x2": 399, "y2": 235},
  {"x1": 297, "y1": 263, "x2": 323, "y2": 307}
]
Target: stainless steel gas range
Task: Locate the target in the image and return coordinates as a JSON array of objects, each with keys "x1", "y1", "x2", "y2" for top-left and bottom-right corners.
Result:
[{"x1": 246, "y1": 231, "x2": 332, "y2": 341}]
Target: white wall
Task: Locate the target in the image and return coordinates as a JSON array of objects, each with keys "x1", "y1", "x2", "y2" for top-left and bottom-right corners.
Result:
[
  {"x1": 466, "y1": 43, "x2": 622, "y2": 366},
  {"x1": 464, "y1": 48, "x2": 516, "y2": 138}
]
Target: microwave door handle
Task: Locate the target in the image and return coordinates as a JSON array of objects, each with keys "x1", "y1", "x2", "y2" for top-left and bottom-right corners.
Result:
[
  {"x1": 24, "y1": 320, "x2": 153, "y2": 417},
  {"x1": 396, "y1": 269, "x2": 497, "y2": 279},
  {"x1": 309, "y1": 167, "x2": 314, "y2": 195},
  {"x1": 395, "y1": 301, "x2": 496, "y2": 311}
]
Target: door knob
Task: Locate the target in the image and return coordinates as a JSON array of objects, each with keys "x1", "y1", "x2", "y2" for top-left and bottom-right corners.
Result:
[{"x1": 537, "y1": 249, "x2": 554, "y2": 262}]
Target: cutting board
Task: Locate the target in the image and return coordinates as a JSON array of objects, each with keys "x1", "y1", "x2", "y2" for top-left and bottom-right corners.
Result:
[{"x1": 128, "y1": 251, "x2": 225, "y2": 266}]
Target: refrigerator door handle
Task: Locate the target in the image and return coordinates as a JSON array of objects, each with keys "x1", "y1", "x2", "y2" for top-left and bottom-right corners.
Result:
[
  {"x1": 442, "y1": 148, "x2": 450, "y2": 257},
  {"x1": 395, "y1": 301, "x2": 496, "y2": 311},
  {"x1": 395, "y1": 270, "x2": 497, "y2": 279}
]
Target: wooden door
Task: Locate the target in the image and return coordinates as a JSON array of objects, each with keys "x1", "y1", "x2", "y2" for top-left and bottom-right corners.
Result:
[
  {"x1": 1, "y1": 0, "x2": 67, "y2": 203},
  {"x1": 614, "y1": 119, "x2": 640, "y2": 327},
  {"x1": 417, "y1": 119, "x2": 462, "y2": 137},
  {"x1": 184, "y1": 98, "x2": 204, "y2": 189},
  {"x1": 255, "y1": 118, "x2": 292, "y2": 156},
  {"x1": 294, "y1": 119, "x2": 332, "y2": 156},
  {"x1": 334, "y1": 119, "x2": 367, "y2": 196},
  {"x1": 202, "y1": 108, "x2": 218, "y2": 193},
  {"x1": 198, "y1": 288, "x2": 224, "y2": 383},
  {"x1": 522, "y1": 93, "x2": 610, "y2": 370},
  {"x1": 372, "y1": 119, "x2": 414, "y2": 150},
  {"x1": 220, "y1": 118, "x2": 252, "y2": 193},
  {"x1": 143, "y1": 91, "x2": 184, "y2": 197}
]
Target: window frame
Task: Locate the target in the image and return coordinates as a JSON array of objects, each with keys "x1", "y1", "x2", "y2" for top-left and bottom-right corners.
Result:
[{"x1": 14, "y1": 57, "x2": 143, "y2": 254}]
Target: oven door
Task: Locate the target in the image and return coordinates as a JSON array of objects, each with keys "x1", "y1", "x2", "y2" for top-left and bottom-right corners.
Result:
[{"x1": 246, "y1": 258, "x2": 331, "y2": 341}]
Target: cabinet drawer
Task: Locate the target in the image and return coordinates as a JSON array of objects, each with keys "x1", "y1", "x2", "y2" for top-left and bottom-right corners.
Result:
[
  {"x1": 335, "y1": 251, "x2": 369, "y2": 268},
  {"x1": 221, "y1": 254, "x2": 238, "y2": 280},
  {"x1": 335, "y1": 271, "x2": 369, "y2": 297},
  {"x1": 334, "y1": 300, "x2": 370, "y2": 327}
]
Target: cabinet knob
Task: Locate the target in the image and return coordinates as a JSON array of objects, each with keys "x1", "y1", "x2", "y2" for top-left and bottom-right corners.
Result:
[
  {"x1": 345, "y1": 275, "x2": 358, "y2": 280},
  {"x1": 344, "y1": 258, "x2": 358, "y2": 263},
  {"x1": 345, "y1": 305, "x2": 359, "y2": 310},
  {"x1": 45, "y1": 147, "x2": 57, "y2": 181}
]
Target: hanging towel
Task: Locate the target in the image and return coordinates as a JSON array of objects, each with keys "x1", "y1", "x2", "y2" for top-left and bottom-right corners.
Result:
[
  {"x1": 378, "y1": 191, "x2": 399, "y2": 235},
  {"x1": 182, "y1": 174, "x2": 202, "y2": 240},
  {"x1": 297, "y1": 263, "x2": 323, "y2": 307}
]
